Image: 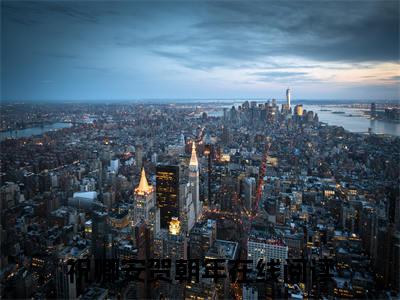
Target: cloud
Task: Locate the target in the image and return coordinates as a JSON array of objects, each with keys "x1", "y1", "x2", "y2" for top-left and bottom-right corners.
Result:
[
  {"x1": 1, "y1": 0, "x2": 399, "y2": 100},
  {"x1": 250, "y1": 71, "x2": 311, "y2": 83},
  {"x1": 4, "y1": 0, "x2": 398, "y2": 69},
  {"x1": 148, "y1": 1, "x2": 399, "y2": 69},
  {"x1": 2, "y1": 1, "x2": 101, "y2": 25},
  {"x1": 249, "y1": 70, "x2": 331, "y2": 84},
  {"x1": 252, "y1": 71, "x2": 308, "y2": 78}
]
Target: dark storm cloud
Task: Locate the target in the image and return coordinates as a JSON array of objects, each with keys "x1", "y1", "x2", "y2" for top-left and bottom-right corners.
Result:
[
  {"x1": 3, "y1": 0, "x2": 398, "y2": 67},
  {"x1": 148, "y1": 0, "x2": 399, "y2": 69},
  {"x1": 2, "y1": 1, "x2": 101, "y2": 24},
  {"x1": 1, "y1": 0, "x2": 399, "y2": 100}
]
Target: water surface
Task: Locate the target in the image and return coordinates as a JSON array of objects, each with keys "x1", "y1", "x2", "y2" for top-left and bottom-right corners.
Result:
[{"x1": 0, "y1": 122, "x2": 73, "y2": 141}]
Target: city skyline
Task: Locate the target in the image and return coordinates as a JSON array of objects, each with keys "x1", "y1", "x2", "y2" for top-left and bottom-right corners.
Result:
[
  {"x1": 2, "y1": 0, "x2": 399, "y2": 102},
  {"x1": 1, "y1": 1, "x2": 400, "y2": 299}
]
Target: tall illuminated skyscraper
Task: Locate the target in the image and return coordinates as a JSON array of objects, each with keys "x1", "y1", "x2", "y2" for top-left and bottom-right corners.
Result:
[
  {"x1": 134, "y1": 168, "x2": 155, "y2": 222},
  {"x1": 286, "y1": 88, "x2": 291, "y2": 109},
  {"x1": 156, "y1": 165, "x2": 180, "y2": 229},
  {"x1": 189, "y1": 141, "x2": 201, "y2": 220}
]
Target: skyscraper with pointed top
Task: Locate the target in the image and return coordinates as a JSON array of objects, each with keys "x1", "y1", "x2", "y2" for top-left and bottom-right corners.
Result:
[
  {"x1": 134, "y1": 168, "x2": 155, "y2": 222},
  {"x1": 189, "y1": 141, "x2": 201, "y2": 220}
]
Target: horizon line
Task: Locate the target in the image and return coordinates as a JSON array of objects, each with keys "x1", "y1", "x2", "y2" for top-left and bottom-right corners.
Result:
[{"x1": 1, "y1": 98, "x2": 399, "y2": 104}]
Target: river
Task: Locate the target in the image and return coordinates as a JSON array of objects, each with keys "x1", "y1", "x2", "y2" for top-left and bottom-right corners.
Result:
[
  {"x1": 302, "y1": 105, "x2": 400, "y2": 137},
  {"x1": 0, "y1": 122, "x2": 73, "y2": 141}
]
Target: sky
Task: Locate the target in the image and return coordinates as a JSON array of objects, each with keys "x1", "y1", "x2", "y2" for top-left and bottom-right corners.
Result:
[{"x1": 1, "y1": 0, "x2": 399, "y2": 102}]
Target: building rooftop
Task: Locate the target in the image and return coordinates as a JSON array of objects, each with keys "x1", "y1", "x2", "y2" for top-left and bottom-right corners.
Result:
[
  {"x1": 135, "y1": 167, "x2": 153, "y2": 195},
  {"x1": 73, "y1": 191, "x2": 97, "y2": 200},
  {"x1": 189, "y1": 141, "x2": 198, "y2": 168},
  {"x1": 206, "y1": 239, "x2": 238, "y2": 260},
  {"x1": 248, "y1": 228, "x2": 287, "y2": 247}
]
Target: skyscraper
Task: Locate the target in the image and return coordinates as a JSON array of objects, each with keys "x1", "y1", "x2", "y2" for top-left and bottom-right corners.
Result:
[
  {"x1": 56, "y1": 246, "x2": 90, "y2": 299},
  {"x1": 189, "y1": 141, "x2": 201, "y2": 220},
  {"x1": 241, "y1": 177, "x2": 256, "y2": 211},
  {"x1": 286, "y1": 88, "x2": 291, "y2": 109},
  {"x1": 156, "y1": 165, "x2": 180, "y2": 229},
  {"x1": 91, "y1": 211, "x2": 109, "y2": 259},
  {"x1": 221, "y1": 126, "x2": 230, "y2": 145},
  {"x1": 204, "y1": 144, "x2": 212, "y2": 206},
  {"x1": 371, "y1": 102, "x2": 377, "y2": 117},
  {"x1": 294, "y1": 104, "x2": 303, "y2": 116},
  {"x1": 134, "y1": 168, "x2": 155, "y2": 222}
]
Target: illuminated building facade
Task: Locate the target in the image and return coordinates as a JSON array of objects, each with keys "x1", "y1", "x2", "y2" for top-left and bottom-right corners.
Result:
[
  {"x1": 134, "y1": 168, "x2": 155, "y2": 222},
  {"x1": 156, "y1": 165, "x2": 180, "y2": 229},
  {"x1": 295, "y1": 104, "x2": 304, "y2": 116},
  {"x1": 169, "y1": 217, "x2": 180, "y2": 235},
  {"x1": 189, "y1": 141, "x2": 201, "y2": 221}
]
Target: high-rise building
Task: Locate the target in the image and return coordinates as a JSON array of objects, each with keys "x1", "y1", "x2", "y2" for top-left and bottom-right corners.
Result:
[
  {"x1": 221, "y1": 126, "x2": 230, "y2": 145},
  {"x1": 204, "y1": 144, "x2": 213, "y2": 206},
  {"x1": 134, "y1": 168, "x2": 155, "y2": 222},
  {"x1": 119, "y1": 220, "x2": 153, "y2": 300},
  {"x1": 189, "y1": 141, "x2": 201, "y2": 220},
  {"x1": 371, "y1": 102, "x2": 377, "y2": 117},
  {"x1": 156, "y1": 165, "x2": 180, "y2": 229},
  {"x1": 91, "y1": 211, "x2": 109, "y2": 259},
  {"x1": 230, "y1": 106, "x2": 237, "y2": 123},
  {"x1": 294, "y1": 104, "x2": 303, "y2": 116},
  {"x1": 189, "y1": 219, "x2": 217, "y2": 258},
  {"x1": 154, "y1": 218, "x2": 187, "y2": 299},
  {"x1": 247, "y1": 230, "x2": 288, "y2": 277},
  {"x1": 179, "y1": 181, "x2": 195, "y2": 233},
  {"x1": 223, "y1": 108, "x2": 228, "y2": 122},
  {"x1": 56, "y1": 246, "x2": 90, "y2": 299},
  {"x1": 286, "y1": 88, "x2": 291, "y2": 109},
  {"x1": 241, "y1": 177, "x2": 256, "y2": 211}
]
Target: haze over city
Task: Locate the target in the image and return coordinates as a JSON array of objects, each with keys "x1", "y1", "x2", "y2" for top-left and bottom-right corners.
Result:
[{"x1": 2, "y1": 0, "x2": 399, "y2": 102}]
